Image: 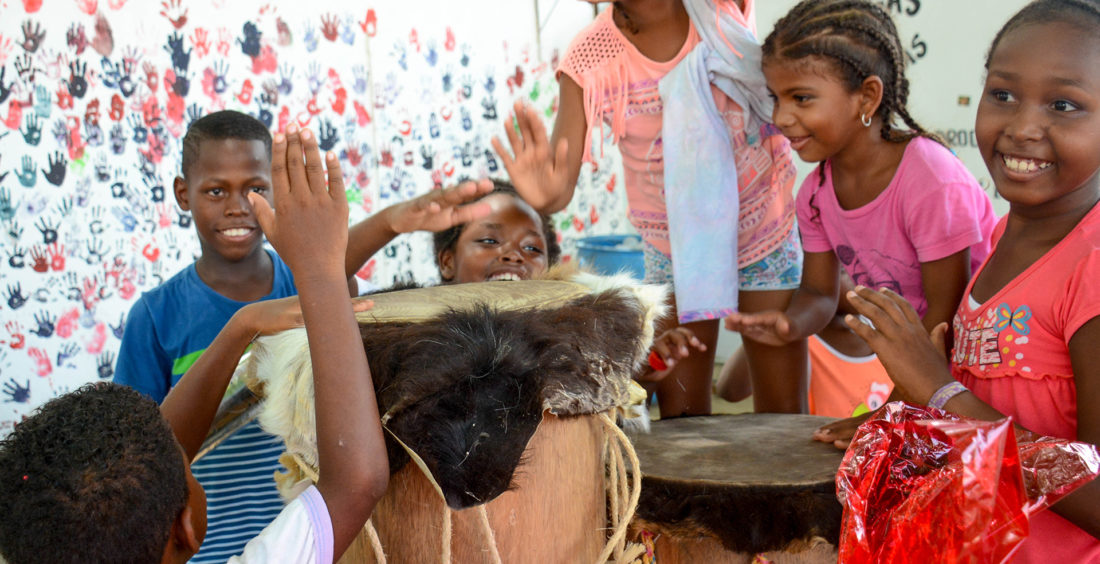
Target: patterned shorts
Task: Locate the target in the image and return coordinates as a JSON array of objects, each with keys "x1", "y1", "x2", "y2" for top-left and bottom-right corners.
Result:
[{"x1": 643, "y1": 225, "x2": 803, "y2": 291}]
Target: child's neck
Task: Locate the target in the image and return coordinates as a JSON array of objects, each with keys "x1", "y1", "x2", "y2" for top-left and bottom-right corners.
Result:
[
  {"x1": 194, "y1": 247, "x2": 275, "y2": 303},
  {"x1": 613, "y1": 0, "x2": 691, "y2": 62},
  {"x1": 829, "y1": 127, "x2": 909, "y2": 210}
]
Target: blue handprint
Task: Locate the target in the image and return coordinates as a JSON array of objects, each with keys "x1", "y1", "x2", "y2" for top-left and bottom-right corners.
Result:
[
  {"x1": 21, "y1": 113, "x2": 42, "y2": 145},
  {"x1": 15, "y1": 156, "x2": 37, "y2": 188},
  {"x1": 2, "y1": 379, "x2": 30, "y2": 404}
]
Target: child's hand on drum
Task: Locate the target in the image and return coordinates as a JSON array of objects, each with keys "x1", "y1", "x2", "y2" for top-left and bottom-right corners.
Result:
[
  {"x1": 382, "y1": 179, "x2": 495, "y2": 235},
  {"x1": 813, "y1": 412, "x2": 872, "y2": 449},
  {"x1": 641, "y1": 327, "x2": 707, "y2": 381},
  {"x1": 724, "y1": 310, "x2": 799, "y2": 347},
  {"x1": 237, "y1": 296, "x2": 375, "y2": 340}
]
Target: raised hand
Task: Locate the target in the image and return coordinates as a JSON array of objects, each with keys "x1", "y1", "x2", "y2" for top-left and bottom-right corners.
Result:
[
  {"x1": 386, "y1": 179, "x2": 494, "y2": 235},
  {"x1": 724, "y1": 310, "x2": 799, "y2": 347},
  {"x1": 490, "y1": 101, "x2": 570, "y2": 212},
  {"x1": 252, "y1": 124, "x2": 348, "y2": 277},
  {"x1": 843, "y1": 286, "x2": 953, "y2": 405}
]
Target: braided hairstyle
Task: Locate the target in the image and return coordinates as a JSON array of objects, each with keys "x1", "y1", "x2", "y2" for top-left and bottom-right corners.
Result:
[
  {"x1": 986, "y1": 0, "x2": 1100, "y2": 69},
  {"x1": 763, "y1": 0, "x2": 942, "y2": 191}
]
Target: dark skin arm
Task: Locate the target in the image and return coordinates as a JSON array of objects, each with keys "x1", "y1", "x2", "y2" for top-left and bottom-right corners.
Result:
[
  {"x1": 845, "y1": 286, "x2": 1099, "y2": 537},
  {"x1": 724, "y1": 250, "x2": 840, "y2": 346},
  {"x1": 253, "y1": 126, "x2": 389, "y2": 558},
  {"x1": 343, "y1": 179, "x2": 495, "y2": 293}
]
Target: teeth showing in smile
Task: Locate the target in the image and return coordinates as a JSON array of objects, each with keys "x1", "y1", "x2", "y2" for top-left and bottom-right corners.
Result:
[
  {"x1": 1003, "y1": 155, "x2": 1052, "y2": 174},
  {"x1": 488, "y1": 273, "x2": 522, "y2": 282},
  {"x1": 222, "y1": 228, "x2": 251, "y2": 237}
]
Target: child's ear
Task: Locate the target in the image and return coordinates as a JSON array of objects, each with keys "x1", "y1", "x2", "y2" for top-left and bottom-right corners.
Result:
[
  {"x1": 170, "y1": 506, "x2": 201, "y2": 558},
  {"x1": 173, "y1": 177, "x2": 191, "y2": 211},
  {"x1": 438, "y1": 249, "x2": 456, "y2": 282},
  {"x1": 858, "y1": 75, "x2": 885, "y2": 123}
]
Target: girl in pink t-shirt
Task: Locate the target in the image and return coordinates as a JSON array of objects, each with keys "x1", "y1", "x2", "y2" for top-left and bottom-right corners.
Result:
[
  {"x1": 492, "y1": 0, "x2": 807, "y2": 418},
  {"x1": 837, "y1": 0, "x2": 1100, "y2": 559},
  {"x1": 723, "y1": 1, "x2": 995, "y2": 406}
]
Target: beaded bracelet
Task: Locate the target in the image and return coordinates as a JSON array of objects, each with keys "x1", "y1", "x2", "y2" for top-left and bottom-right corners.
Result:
[{"x1": 928, "y1": 381, "x2": 968, "y2": 410}]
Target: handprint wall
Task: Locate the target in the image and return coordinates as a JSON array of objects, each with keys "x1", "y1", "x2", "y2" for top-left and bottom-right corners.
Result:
[{"x1": 0, "y1": 0, "x2": 628, "y2": 431}]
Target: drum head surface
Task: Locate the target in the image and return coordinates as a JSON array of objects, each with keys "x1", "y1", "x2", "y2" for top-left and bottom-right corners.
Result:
[
  {"x1": 630, "y1": 414, "x2": 844, "y2": 486},
  {"x1": 354, "y1": 280, "x2": 591, "y2": 324}
]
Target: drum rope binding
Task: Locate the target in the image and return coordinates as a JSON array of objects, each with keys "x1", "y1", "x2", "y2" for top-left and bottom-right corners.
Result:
[{"x1": 598, "y1": 412, "x2": 647, "y2": 564}]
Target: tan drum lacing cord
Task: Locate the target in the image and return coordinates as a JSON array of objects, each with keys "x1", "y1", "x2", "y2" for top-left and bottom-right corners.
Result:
[
  {"x1": 598, "y1": 412, "x2": 647, "y2": 564},
  {"x1": 288, "y1": 453, "x2": 387, "y2": 564}
]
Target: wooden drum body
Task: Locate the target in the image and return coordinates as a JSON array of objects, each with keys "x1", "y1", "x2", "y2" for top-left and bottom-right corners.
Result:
[{"x1": 628, "y1": 414, "x2": 845, "y2": 564}]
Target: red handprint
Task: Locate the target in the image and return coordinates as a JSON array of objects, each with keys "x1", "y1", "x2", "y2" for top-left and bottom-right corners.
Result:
[
  {"x1": 6, "y1": 322, "x2": 25, "y2": 350},
  {"x1": 48, "y1": 243, "x2": 65, "y2": 271},
  {"x1": 321, "y1": 14, "x2": 340, "y2": 42},
  {"x1": 353, "y1": 100, "x2": 371, "y2": 126},
  {"x1": 2, "y1": 101, "x2": 23, "y2": 130},
  {"x1": 277, "y1": 105, "x2": 290, "y2": 132},
  {"x1": 216, "y1": 27, "x2": 231, "y2": 56},
  {"x1": 85, "y1": 99, "x2": 101, "y2": 126},
  {"x1": 236, "y1": 79, "x2": 253, "y2": 105},
  {"x1": 23, "y1": 0, "x2": 44, "y2": 13},
  {"x1": 76, "y1": 0, "x2": 99, "y2": 16},
  {"x1": 56, "y1": 308, "x2": 80, "y2": 339},
  {"x1": 590, "y1": 205, "x2": 599, "y2": 225},
  {"x1": 359, "y1": 9, "x2": 377, "y2": 37},
  {"x1": 605, "y1": 173, "x2": 617, "y2": 193},
  {"x1": 109, "y1": 93, "x2": 124, "y2": 121},
  {"x1": 330, "y1": 87, "x2": 346, "y2": 115},
  {"x1": 190, "y1": 28, "x2": 210, "y2": 58},
  {"x1": 143, "y1": 61, "x2": 159, "y2": 93},
  {"x1": 29, "y1": 245, "x2": 48, "y2": 273},
  {"x1": 409, "y1": 29, "x2": 420, "y2": 52},
  {"x1": 28, "y1": 347, "x2": 53, "y2": 377},
  {"x1": 56, "y1": 85, "x2": 74, "y2": 110},
  {"x1": 445, "y1": 27, "x2": 455, "y2": 51},
  {"x1": 345, "y1": 145, "x2": 363, "y2": 167},
  {"x1": 85, "y1": 323, "x2": 107, "y2": 354},
  {"x1": 142, "y1": 243, "x2": 160, "y2": 262},
  {"x1": 81, "y1": 276, "x2": 100, "y2": 311},
  {"x1": 119, "y1": 276, "x2": 136, "y2": 300},
  {"x1": 159, "y1": 0, "x2": 189, "y2": 30},
  {"x1": 572, "y1": 216, "x2": 585, "y2": 232}
]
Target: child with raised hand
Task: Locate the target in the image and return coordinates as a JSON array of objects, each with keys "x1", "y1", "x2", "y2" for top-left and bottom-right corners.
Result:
[
  {"x1": 0, "y1": 126, "x2": 387, "y2": 563},
  {"x1": 836, "y1": 0, "x2": 1100, "y2": 558},
  {"x1": 724, "y1": 0, "x2": 995, "y2": 410},
  {"x1": 494, "y1": 0, "x2": 806, "y2": 416}
]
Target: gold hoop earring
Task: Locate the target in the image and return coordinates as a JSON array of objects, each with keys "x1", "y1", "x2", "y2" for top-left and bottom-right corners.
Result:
[{"x1": 861, "y1": 113, "x2": 872, "y2": 127}]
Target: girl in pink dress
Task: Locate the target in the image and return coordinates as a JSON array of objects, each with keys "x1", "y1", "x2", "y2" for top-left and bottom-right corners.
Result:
[{"x1": 838, "y1": 1, "x2": 1100, "y2": 560}]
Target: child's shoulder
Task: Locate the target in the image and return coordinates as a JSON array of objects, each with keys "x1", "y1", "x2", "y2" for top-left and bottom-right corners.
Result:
[
  {"x1": 559, "y1": 9, "x2": 629, "y2": 78},
  {"x1": 898, "y1": 136, "x2": 980, "y2": 189}
]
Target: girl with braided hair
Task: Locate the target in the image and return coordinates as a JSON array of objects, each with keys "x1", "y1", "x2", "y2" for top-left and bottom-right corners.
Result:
[
  {"x1": 829, "y1": 0, "x2": 1100, "y2": 558},
  {"x1": 723, "y1": 0, "x2": 996, "y2": 413}
]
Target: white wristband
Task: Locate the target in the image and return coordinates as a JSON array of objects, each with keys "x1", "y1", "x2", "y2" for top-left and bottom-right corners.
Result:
[{"x1": 928, "y1": 381, "x2": 968, "y2": 410}]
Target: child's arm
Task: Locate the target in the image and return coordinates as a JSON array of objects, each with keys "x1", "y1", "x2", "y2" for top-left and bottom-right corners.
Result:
[
  {"x1": 491, "y1": 77, "x2": 586, "y2": 214},
  {"x1": 343, "y1": 179, "x2": 495, "y2": 285},
  {"x1": 160, "y1": 296, "x2": 324, "y2": 460},
  {"x1": 724, "y1": 250, "x2": 840, "y2": 345},
  {"x1": 918, "y1": 249, "x2": 971, "y2": 333},
  {"x1": 639, "y1": 327, "x2": 708, "y2": 381},
  {"x1": 250, "y1": 126, "x2": 388, "y2": 557},
  {"x1": 844, "y1": 286, "x2": 1100, "y2": 536}
]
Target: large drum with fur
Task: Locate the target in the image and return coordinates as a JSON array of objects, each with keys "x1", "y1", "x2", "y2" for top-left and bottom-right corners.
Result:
[
  {"x1": 627, "y1": 414, "x2": 844, "y2": 564},
  {"x1": 231, "y1": 271, "x2": 667, "y2": 563}
]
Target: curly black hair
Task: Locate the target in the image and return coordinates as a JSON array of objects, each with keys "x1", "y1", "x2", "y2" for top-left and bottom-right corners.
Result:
[
  {"x1": 0, "y1": 383, "x2": 190, "y2": 564},
  {"x1": 181, "y1": 109, "x2": 272, "y2": 177},
  {"x1": 432, "y1": 180, "x2": 561, "y2": 281},
  {"x1": 985, "y1": 0, "x2": 1100, "y2": 69}
]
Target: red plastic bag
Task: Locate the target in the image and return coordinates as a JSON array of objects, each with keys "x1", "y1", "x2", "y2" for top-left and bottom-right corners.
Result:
[{"x1": 836, "y1": 402, "x2": 1100, "y2": 563}]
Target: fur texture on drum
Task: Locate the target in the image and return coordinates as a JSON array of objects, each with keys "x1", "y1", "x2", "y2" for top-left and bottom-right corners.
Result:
[{"x1": 238, "y1": 269, "x2": 667, "y2": 510}]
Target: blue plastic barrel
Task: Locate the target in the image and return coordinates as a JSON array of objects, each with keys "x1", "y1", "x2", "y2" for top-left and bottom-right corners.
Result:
[{"x1": 575, "y1": 234, "x2": 645, "y2": 280}]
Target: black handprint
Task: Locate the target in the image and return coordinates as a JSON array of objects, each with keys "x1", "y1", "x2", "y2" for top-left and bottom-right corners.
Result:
[
  {"x1": 6, "y1": 284, "x2": 28, "y2": 310},
  {"x1": 128, "y1": 113, "x2": 147, "y2": 144},
  {"x1": 51, "y1": 118, "x2": 68, "y2": 148},
  {"x1": 20, "y1": 20, "x2": 45, "y2": 54},
  {"x1": 97, "y1": 351, "x2": 116, "y2": 380},
  {"x1": 67, "y1": 23, "x2": 88, "y2": 55},
  {"x1": 94, "y1": 155, "x2": 110, "y2": 182},
  {"x1": 8, "y1": 246, "x2": 26, "y2": 269},
  {"x1": 14, "y1": 54, "x2": 37, "y2": 83},
  {"x1": 21, "y1": 113, "x2": 41, "y2": 146},
  {"x1": 420, "y1": 145, "x2": 434, "y2": 171},
  {"x1": 42, "y1": 152, "x2": 67, "y2": 186},
  {"x1": 186, "y1": 102, "x2": 203, "y2": 129},
  {"x1": 164, "y1": 32, "x2": 191, "y2": 73},
  {"x1": 31, "y1": 311, "x2": 55, "y2": 338},
  {"x1": 0, "y1": 68, "x2": 12, "y2": 105},
  {"x1": 64, "y1": 272, "x2": 82, "y2": 300},
  {"x1": 84, "y1": 120, "x2": 103, "y2": 147},
  {"x1": 64, "y1": 61, "x2": 88, "y2": 99},
  {"x1": 143, "y1": 175, "x2": 165, "y2": 203},
  {"x1": 109, "y1": 123, "x2": 126, "y2": 154},
  {"x1": 238, "y1": 22, "x2": 262, "y2": 57},
  {"x1": 277, "y1": 63, "x2": 294, "y2": 95},
  {"x1": 481, "y1": 96, "x2": 498, "y2": 120},
  {"x1": 317, "y1": 118, "x2": 339, "y2": 151},
  {"x1": 57, "y1": 342, "x2": 80, "y2": 367},
  {"x1": 84, "y1": 238, "x2": 107, "y2": 265},
  {"x1": 484, "y1": 147, "x2": 499, "y2": 173},
  {"x1": 2, "y1": 379, "x2": 30, "y2": 403},
  {"x1": 35, "y1": 216, "x2": 58, "y2": 244},
  {"x1": 255, "y1": 93, "x2": 273, "y2": 128},
  {"x1": 109, "y1": 314, "x2": 125, "y2": 340},
  {"x1": 15, "y1": 156, "x2": 36, "y2": 188}
]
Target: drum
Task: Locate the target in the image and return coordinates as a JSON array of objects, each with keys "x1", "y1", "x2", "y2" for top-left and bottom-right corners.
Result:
[
  {"x1": 627, "y1": 414, "x2": 845, "y2": 564},
  {"x1": 233, "y1": 270, "x2": 668, "y2": 563}
]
